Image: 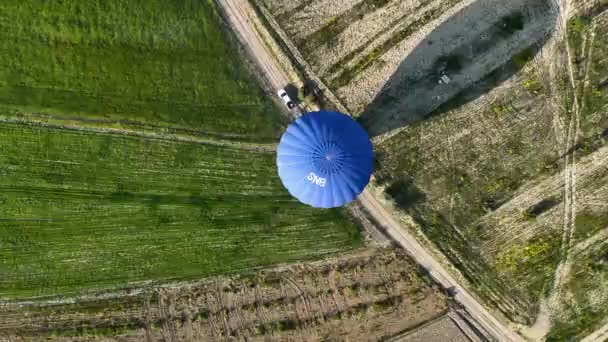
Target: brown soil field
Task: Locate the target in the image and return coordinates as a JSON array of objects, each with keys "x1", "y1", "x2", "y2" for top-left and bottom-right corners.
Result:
[{"x1": 0, "y1": 248, "x2": 449, "y2": 341}]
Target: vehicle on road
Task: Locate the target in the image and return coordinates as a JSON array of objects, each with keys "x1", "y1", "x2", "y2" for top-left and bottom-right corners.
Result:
[
  {"x1": 446, "y1": 286, "x2": 458, "y2": 297},
  {"x1": 277, "y1": 88, "x2": 296, "y2": 109}
]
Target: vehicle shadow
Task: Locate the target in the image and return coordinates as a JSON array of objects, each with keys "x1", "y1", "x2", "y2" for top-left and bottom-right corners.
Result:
[{"x1": 357, "y1": 0, "x2": 558, "y2": 137}]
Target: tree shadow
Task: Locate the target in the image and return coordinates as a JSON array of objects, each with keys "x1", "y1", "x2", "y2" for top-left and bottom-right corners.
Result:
[
  {"x1": 357, "y1": 0, "x2": 558, "y2": 137},
  {"x1": 385, "y1": 177, "x2": 426, "y2": 211},
  {"x1": 283, "y1": 83, "x2": 300, "y2": 103}
]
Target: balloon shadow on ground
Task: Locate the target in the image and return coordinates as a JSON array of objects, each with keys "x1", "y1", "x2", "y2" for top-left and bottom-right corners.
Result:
[{"x1": 357, "y1": 0, "x2": 559, "y2": 137}]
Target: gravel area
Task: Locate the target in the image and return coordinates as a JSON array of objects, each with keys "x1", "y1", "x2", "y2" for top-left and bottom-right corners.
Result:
[{"x1": 392, "y1": 314, "x2": 474, "y2": 342}]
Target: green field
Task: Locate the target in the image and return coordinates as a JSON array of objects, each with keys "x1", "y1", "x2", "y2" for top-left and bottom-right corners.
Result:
[
  {"x1": 0, "y1": 123, "x2": 361, "y2": 297},
  {"x1": 0, "y1": 0, "x2": 364, "y2": 300},
  {"x1": 0, "y1": 0, "x2": 284, "y2": 141}
]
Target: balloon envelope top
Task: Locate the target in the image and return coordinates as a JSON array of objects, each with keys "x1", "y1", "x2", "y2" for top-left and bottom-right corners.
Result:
[{"x1": 277, "y1": 111, "x2": 374, "y2": 208}]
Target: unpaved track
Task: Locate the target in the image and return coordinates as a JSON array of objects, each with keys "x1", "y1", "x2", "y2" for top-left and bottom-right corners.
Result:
[
  {"x1": 0, "y1": 116, "x2": 275, "y2": 152},
  {"x1": 544, "y1": 0, "x2": 581, "y2": 338},
  {"x1": 217, "y1": 1, "x2": 523, "y2": 341},
  {"x1": 219, "y1": 0, "x2": 289, "y2": 91}
]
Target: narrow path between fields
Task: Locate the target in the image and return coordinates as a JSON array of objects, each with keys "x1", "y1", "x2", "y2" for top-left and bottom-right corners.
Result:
[
  {"x1": 217, "y1": 1, "x2": 524, "y2": 341},
  {"x1": 0, "y1": 116, "x2": 275, "y2": 152}
]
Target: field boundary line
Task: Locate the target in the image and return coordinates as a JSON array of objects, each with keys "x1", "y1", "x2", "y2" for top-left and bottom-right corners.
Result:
[{"x1": 0, "y1": 116, "x2": 276, "y2": 153}]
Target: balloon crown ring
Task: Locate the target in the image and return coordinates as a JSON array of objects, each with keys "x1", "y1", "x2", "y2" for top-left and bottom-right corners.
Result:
[{"x1": 311, "y1": 141, "x2": 345, "y2": 175}]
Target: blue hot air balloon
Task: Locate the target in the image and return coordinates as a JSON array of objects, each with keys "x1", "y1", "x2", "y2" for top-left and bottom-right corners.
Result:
[{"x1": 277, "y1": 111, "x2": 374, "y2": 208}]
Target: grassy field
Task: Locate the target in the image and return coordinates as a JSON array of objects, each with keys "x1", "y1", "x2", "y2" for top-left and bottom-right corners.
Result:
[
  {"x1": 0, "y1": 123, "x2": 362, "y2": 298},
  {"x1": 545, "y1": 13, "x2": 608, "y2": 340},
  {"x1": 0, "y1": 0, "x2": 284, "y2": 141},
  {"x1": 548, "y1": 239, "x2": 608, "y2": 341}
]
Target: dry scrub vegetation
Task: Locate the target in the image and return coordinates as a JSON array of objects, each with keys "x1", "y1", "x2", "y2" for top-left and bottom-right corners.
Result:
[
  {"x1": 257, "y1": 0, "x2": 557, "y2": 129},
  {"x1": 0, "y1": 249, "x2": 449, "y2": 341},
  {"x1": 256, "y1": 0, "x2": 608, "y2": 338}
]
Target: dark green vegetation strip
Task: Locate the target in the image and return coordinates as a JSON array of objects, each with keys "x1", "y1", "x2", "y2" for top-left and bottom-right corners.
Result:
[
  {"x1": 0, "y1": 0, "x2": 283, "y2": 142},
  {"x1": 329, "y1": 0, "x2": 463, "y2": 88},
  {"x1": 574, "y1": 212, "x2": 608, "y2": 242},
  {"x1": 0, "y1": 123, "x2": 362, "y2": 297},
  {"x1": 322, "y1": 0, "x2": 433, "y2": 78},
  {"x1": 275, "y1": 0, "x2": 317, "y2": 23},
  {"x1": 581, "y1": 21, "x2": 608, "y2": 120},
  {"x1": 298, "y1": 0, "x2": 392, "y2": 56},
  {"x1": 567, "y1": 14, "x2": 608, "y2": 131}
]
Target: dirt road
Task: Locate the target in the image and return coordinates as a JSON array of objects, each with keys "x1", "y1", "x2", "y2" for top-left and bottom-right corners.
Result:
[
  {"x1": 219, "y1": 0, "x2": 289, "y2": 91},
  {"x1": 217, "y1": 1, "x2": 523, "y2": 341}
]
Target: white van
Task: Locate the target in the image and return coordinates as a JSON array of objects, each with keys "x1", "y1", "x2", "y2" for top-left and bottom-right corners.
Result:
[{"x1": 277, "y1": 89, "x2": 296, "y2": 109}]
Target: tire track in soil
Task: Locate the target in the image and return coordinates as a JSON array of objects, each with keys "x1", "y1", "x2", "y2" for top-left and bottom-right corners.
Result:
[
  {"x1": 354, "y1": 265, "x2": 371, "y2": 304},
  {"x1": 0, "y1": 117, "x2": 275, "y2": 153},
  {"x1": 311, "y1": 266, "x2": 335, "y2": 323},
  {"x1": 190, "y1": 295, "x2": 205, "y2": 342},
  {"x1": 298, "y1": 266, "x2": 325, "y2": 323},
  {"x1": 170, "y1": 296, "x2": 180, "y2": 341},
  {"x1": 566, "y1": 17, "x2": 598, "y2": 248},
  {"x1": 326, "y1": 267, "x2": 345, "y2": 315},
  {"x1": 253, "y1": 284, "x2": 274, "y2": 338},
  {"x1": 543, "y1": 0, "x2": 583, "y2": 335},
  {"x1": 284, "y1": 275, "x2": 314, "y2": 321},
  {"x1": 285, "y1": 272, "x2": 323, "y2": 337},
  {"x1": 315, "y1": 273, "x2": 342, "y2": 316},
  {"x1": 213, "y1": 283, "x2": 232, "y2": 340},
  {"x1": 180, "y1": 304, "x2": 194, "y2": 342},
  {"x1": 282, "y1": 275, "x2": 316, "y2": 338},
  {"x1": 278, "y1": 280, "x2": 300, "y2": 336},
  {"x1": 230, "y1": 286, "x2": 249, "y2": 339},
  {"x1": 143, "y1": 295, "x2": 154, "y2": 342},
  {"x1": 545, "y1": 17, "x2": 603, "y2": 340},
  {"x1": 158, "y1": 290, "x2": 178, "y2": 342},
  {"x1": 203, "y1": 293, "x2": 222, "y2": 340}
]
